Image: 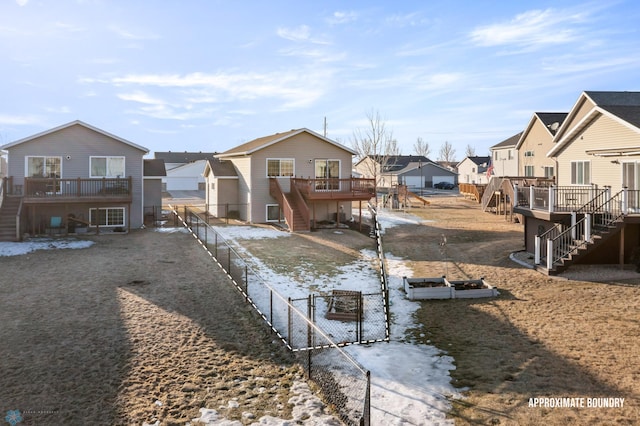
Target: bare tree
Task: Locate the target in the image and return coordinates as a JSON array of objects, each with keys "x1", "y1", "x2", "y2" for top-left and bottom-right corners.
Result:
[
  {"x1": 465, "y1": 144, "x2": 476, "y2": 157},
  {"x1": 413, "y1": 137, "x2": 431, "y2": 158},
  {"x1": 438, "y1": 141, "x2": 457, "y2": 163},
  {"x1": 351, "y1": 110, "x2": 398, "y2": 204}
]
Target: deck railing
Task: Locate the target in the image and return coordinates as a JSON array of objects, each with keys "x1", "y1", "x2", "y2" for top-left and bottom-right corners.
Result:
[
  {"x1": 292, "y1": 177, "x2": 375, "y2": 199},
  {"x1": 514, "y1": 184, "x2": 604, "y2": 212},
  {"x1": 23, "y1": 177, "x2": 132, "y2": 200}
]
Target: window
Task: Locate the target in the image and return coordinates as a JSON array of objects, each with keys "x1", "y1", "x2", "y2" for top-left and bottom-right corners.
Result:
[
  {"x1": 266, "y1": 159, "x2": 294, "y2": 177},
  {"x1": 26, "y1": 156, "x2": 61, "y2": 178},
  {"x1": 524, "y1": 165, "x2": 535, "y2": 177},
  {"x1": 315, "y1": 159, "x2": 340, "y2": 190},
  {"x1": 89, "y1": 207, "x2": 125, "y2": 226},
  {"x1": 508, "y1": 150, "x2": 513, "y2": 160},
  {"x1": 543, "y1": 166, "x2": 554, "y2": 178},
  {"x1": 90, "y1": 156, "x2": 125, "y2": 178},
  {"x1": 571, "y1": 161, "x2": 590, "y2": 185},
  {"x1": 266, "y1": 204, "x2": 282, "y2": 222},
  {"x1": 524, "y1": 151, "x2": 535, "y2": 157}
]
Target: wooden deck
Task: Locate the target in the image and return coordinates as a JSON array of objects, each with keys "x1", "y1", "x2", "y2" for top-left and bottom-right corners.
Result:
[{"x1": 292, "y1": 178, "x2": 375, "y2": 201}]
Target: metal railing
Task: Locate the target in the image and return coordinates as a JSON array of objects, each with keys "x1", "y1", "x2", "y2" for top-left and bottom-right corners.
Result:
[
  {"x1": 292, "y1": 177, "x2": 375, "y2": 199},
  {"x1": 23, "y1": 176, "x2": 133, "y2": 199},
  {"x1": 170, "y1": 205, "x2": 377, "y2": 425}
]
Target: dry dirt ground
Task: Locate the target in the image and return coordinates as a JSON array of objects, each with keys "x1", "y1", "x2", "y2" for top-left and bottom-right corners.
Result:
[
  {"x1": 384, "y1": 195, "x2": 640, "y2": 425},
  {"x1": 1, "y1": 195, "x2": 638, "y2": 425},
  {"x1": 0, "y1": 229, "x2": 307, "y2": 425}
]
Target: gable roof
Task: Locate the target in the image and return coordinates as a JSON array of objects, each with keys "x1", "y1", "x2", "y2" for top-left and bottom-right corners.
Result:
[
  {"x1": 216, "y1": 128, "x2": 356, "y2": 158},
  {"x1": 491, "y1": 132, "x2": 522, "y2": 149},
  {"x1": 356, "y1": 155, "x2": 434, "y2": 172},
  {"x1": 457, "y1": 156, "x2": 491, "y2": 171},
  {"x1": 0, "y1": 120, "x2": 148, "y2": 152},
  {"x1": 143, "y1": 159, "x2": 167, "y2": 177},
  {"x1": 154, "y1": 151, "x2": 217, "y2": 163},
  {"x1": 548, "y1": 91, "x2": 640, "y2": 157},
  {"x1": 516, "y1": 112, "x2": 568, "y2": 149},
  {"x1": 203, "y1": 158, "x2": 238, "y2": 178}
]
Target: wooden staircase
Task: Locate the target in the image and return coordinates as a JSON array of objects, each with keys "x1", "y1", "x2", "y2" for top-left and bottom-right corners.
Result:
[
  {"x1": 283, "y1": 192, "x2": 310, "y2": 232},
  {"x1": 0, "y1": 197, "x2": 21, "y2": 242}
]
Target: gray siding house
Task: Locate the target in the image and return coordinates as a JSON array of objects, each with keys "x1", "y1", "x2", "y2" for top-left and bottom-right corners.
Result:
[{"x1": 0, "y1": 120, "x2": 151, "y2": 240}]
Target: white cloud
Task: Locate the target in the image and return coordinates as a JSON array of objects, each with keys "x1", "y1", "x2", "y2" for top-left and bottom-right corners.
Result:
[
  {"x1": 117, "y1": 90, "x2": 166, "y2": 105},
  {"x1": 0, "y1": 114, "x2": 41, "y2": 126},
  {"x1": 469, "y1": 8, "x2": 587, "y2": 49},
  {"x1": 276, "y1": 25, "x2": 330, "y2": 44},
  {"x1": 15, "y1": 0, "x2": 28, "y2": 6},
  {"x1": 327, "y1": 10, "x2": 358, "y2": 25}
]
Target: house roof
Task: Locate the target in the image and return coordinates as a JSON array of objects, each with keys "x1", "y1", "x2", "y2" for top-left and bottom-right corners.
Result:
[
  {"x1": 358, "y1": 155, "x2": 434, "y2": 172},
  {"x1": 491, "y1": 132, "x2": 522, "y2": 149},
  {"x1": 216, "y1": 128, "x2": 356, "y2": 158},
  {"x1": 394, "y1": 161, "x2": 457, "y2": 176},
  {"x1": 548, "y1": 91, "x2": 640, "y2": 157},
  {"x1": 143, "y1": 159, "x2": 167, "y2": 177},
  {"x1": 0, "y1": 120, "x2": 149, "y2": 152},
  {"x1": 515, "y1": 112, "x2": 568, "y2": 149},
  {"x1": 154, "y1": 151, "x2": 217, "y2": 163},
  {"x1": 457, "y1": 156, "x2": 491, "y2": 171},
  {"x1": 204, "y1": 158, "x2": 238, "y2": 178}
]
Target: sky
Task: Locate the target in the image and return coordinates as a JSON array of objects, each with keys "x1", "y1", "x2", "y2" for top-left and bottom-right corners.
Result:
[{"x1": 1, "y1": 0, "x2": 639, "y2": 161}]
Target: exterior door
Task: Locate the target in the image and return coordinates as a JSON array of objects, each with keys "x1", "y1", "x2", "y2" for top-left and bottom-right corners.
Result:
[{"x1": 315, "y1": 159, "x2": 340, "y2": 190}]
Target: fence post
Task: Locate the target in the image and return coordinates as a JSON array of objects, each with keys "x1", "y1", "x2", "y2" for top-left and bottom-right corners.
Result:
[
  {"x1": 214, "y1": 231, "x2": 218, "y2": 258},
  {"x1": 226, "y1": 203, "x2": 229, "y2": 224},
  {"x1": 513, "y1": 183, "x2": 518, "y2": 207},
  {"x1": 529, "y1": 185, "x2": 535, "y2": 209},
  {"x1": 535, "y1": 236, "x2": 541, "y2": 265},
  {"x1": 547, "y1": 239, "x2": 554, "y2": 270},
  {"x1": 245, "y1": 265, "x2": 249, "y2": 299},
  {"x1": 307, "y1": 295, "x2": 313, "y2": 377},
  {"x1": 548, "y1": 186, "x2": 555, "y2": 213},
  {"x1": 288, "y1": 297, "x2": 293, "y2": 350},
  {"x1": 227, "y1": 247, "x2": 231, "y2": 275}
]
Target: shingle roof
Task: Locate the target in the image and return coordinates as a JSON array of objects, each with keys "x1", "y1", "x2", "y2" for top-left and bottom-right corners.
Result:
[
  {"x1": 143, "y1": 159, "x2": 167, "y2": 177},
  {"x1": 536, "y1": 113, "x2": 568, "y2": 136},
  {"x1": 491, "y1": 132, "x2": 522, "y2": 149},
  {"x1": 216, "y1": 128, "x2": 356, "y2": 158},
  {"x1": 585, "y1": 91, "x2": 640, "y2": 107},
  {"x1": 598, "y1": 105, "x2": 640, "y2": 128},
  {"x1": 154, "y1": 151, "x2": 217, "y2": 163},
  {"x1": 0, "y1": 120, "x2": 148, "y2": 152},
  {"x1": 205, "y1": 158, "x2": 238, "y2": 177},
  {"x1": 366, "y1": 155, "x2": 434, "y2": 172}
]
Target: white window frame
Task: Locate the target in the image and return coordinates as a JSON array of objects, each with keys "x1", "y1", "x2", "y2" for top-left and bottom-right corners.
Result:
[
  {"x1": 314, "y1": 159, "x2": 341, "y2": 190},
  {"x1": 571, "y1": 161, "x2": 591, "y2": 185},
  {"x1": 543, "y1": 166, "x2": 554, "y2": 178},
  {"x1": 524, "y1": 165, "x2": 535, "y2": 177},
  {"x1": 524, "y1": 151, "x2": 534, "y2": 157},
  {"x1": 89, "y1": 207, "x2": 125, "y2": 227},
  {"x1": 266, "y1": 204, "x2": 282, "y2": 222},
  {"x1": 266, "y1": 158, "x2": 294, "y2": 177},
  {"x1": 90, "y1": 156, "x2": 125, "y2": 178},
  {"x1": 25, "y1": 155, "x2": 62, "y2": 178}
]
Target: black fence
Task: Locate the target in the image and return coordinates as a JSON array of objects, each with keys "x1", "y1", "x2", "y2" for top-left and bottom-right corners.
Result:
[{"x1": 169, "y1": 204, "x2": 380, "y2": 425}]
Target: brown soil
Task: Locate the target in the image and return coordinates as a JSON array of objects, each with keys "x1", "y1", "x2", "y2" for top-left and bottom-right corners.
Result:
[{"x1": 0, "y1": 230, "x2": 302, "y2": 425}]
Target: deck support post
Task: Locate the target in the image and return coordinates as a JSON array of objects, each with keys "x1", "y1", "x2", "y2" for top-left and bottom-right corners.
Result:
[
  {"x1": 585, "y1": 214, "x2": 592, "y2": 241},
  {"x1": 535, "y1": 236, "x2": 541, "y2": 264},
  {"x1": 547, "y1": 239, "x2": 554, "y2": 270}
]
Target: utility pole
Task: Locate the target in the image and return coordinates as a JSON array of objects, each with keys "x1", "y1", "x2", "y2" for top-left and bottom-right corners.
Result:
[{"x1": 323, "y1": 117, "x2": 327, "y2": 137}]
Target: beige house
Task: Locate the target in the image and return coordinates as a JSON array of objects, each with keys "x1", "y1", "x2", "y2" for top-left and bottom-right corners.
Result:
[
  {"x1": 353, "y1": 155, "x2": 456, "y2": 189},
  {"x1": 457, "y1": 156, "x2": 492, "y2": 184},
  {"x1": 514, "y1": 91, "x2": 640, "y2": 274},
  {"x1": 204, "y1": 128, "x2": 375, "y2": 231},
  {"x1": 516, "y1": 113, "x2": 567, "y2": 179},
  {"x1": 490, "y1": 133, "x2": 520, "y2": 177}
]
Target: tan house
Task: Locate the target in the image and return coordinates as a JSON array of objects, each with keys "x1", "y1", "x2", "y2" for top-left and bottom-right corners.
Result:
[
  {"x1": 204, "y1": 128, "x2": 375, "y2": 231},
  {"x1": 514, "y1": 91, "x2": 640, "y2": 274},
  {"x1": 515, "y1": 112, "x2": 567, "y2": 178},
  {"x1": 457, "y1": 156, "x2": 492, "y2": 184},
  {"x1": 353, "y1": 155, "x2": 456, "y2": 189},
  {"x1": 490, "y1": 133, "x2": 520, "y2": 177},
  {"x1": 0, "y1": 120, "x2": 154, "y2": 241}
]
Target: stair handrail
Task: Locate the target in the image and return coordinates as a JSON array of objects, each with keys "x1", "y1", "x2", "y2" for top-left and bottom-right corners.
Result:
[
  {"x1": 269, "y1": 178, "x2": 294, "y2": 229},
  {"x1": 548, "y1": 216, "x2": 589, "y2": 267},
  {"x1": 289, "y1": 180, "x2": 310, "y2": 230},
  {"x1": 15, "y1": 197, "x2": 23, "y2": 241},
  {"x1": 577, "y1": 189, "x2": 624, "y2": 229},
  {"x1": 481, "y1": 177, "x2": 503, "y2": 211}
]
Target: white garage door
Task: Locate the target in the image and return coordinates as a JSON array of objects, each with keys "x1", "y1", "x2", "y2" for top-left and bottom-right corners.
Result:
[
  {"x1": 404, "y1": 176, "x2": 423, "y2": 188},
  {"x1": 433, "y1": 176, "x2": 455, "y2": 185}
]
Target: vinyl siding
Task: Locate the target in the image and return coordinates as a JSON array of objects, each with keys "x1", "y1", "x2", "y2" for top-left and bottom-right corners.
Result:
[
  {"x1": 6, "y1": 124, "x2": 146, "y2": 228},
  {"x1": 519, "y1": 118, "x2": 556, "y2": 176},
  {"x1": 556, "y1": 97, "x2": 596, "y2": 141},
  {"x1": 556, "y1": 114, "x2": 640, "y2": 191},
  {"x1": 247, "y1": 132, "x2": 354, "y2": 223}
]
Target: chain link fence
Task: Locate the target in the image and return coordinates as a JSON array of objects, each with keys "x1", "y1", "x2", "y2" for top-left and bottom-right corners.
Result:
[{"x1": 169, "y1": 205, "x2": 384, "y2": 425}]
